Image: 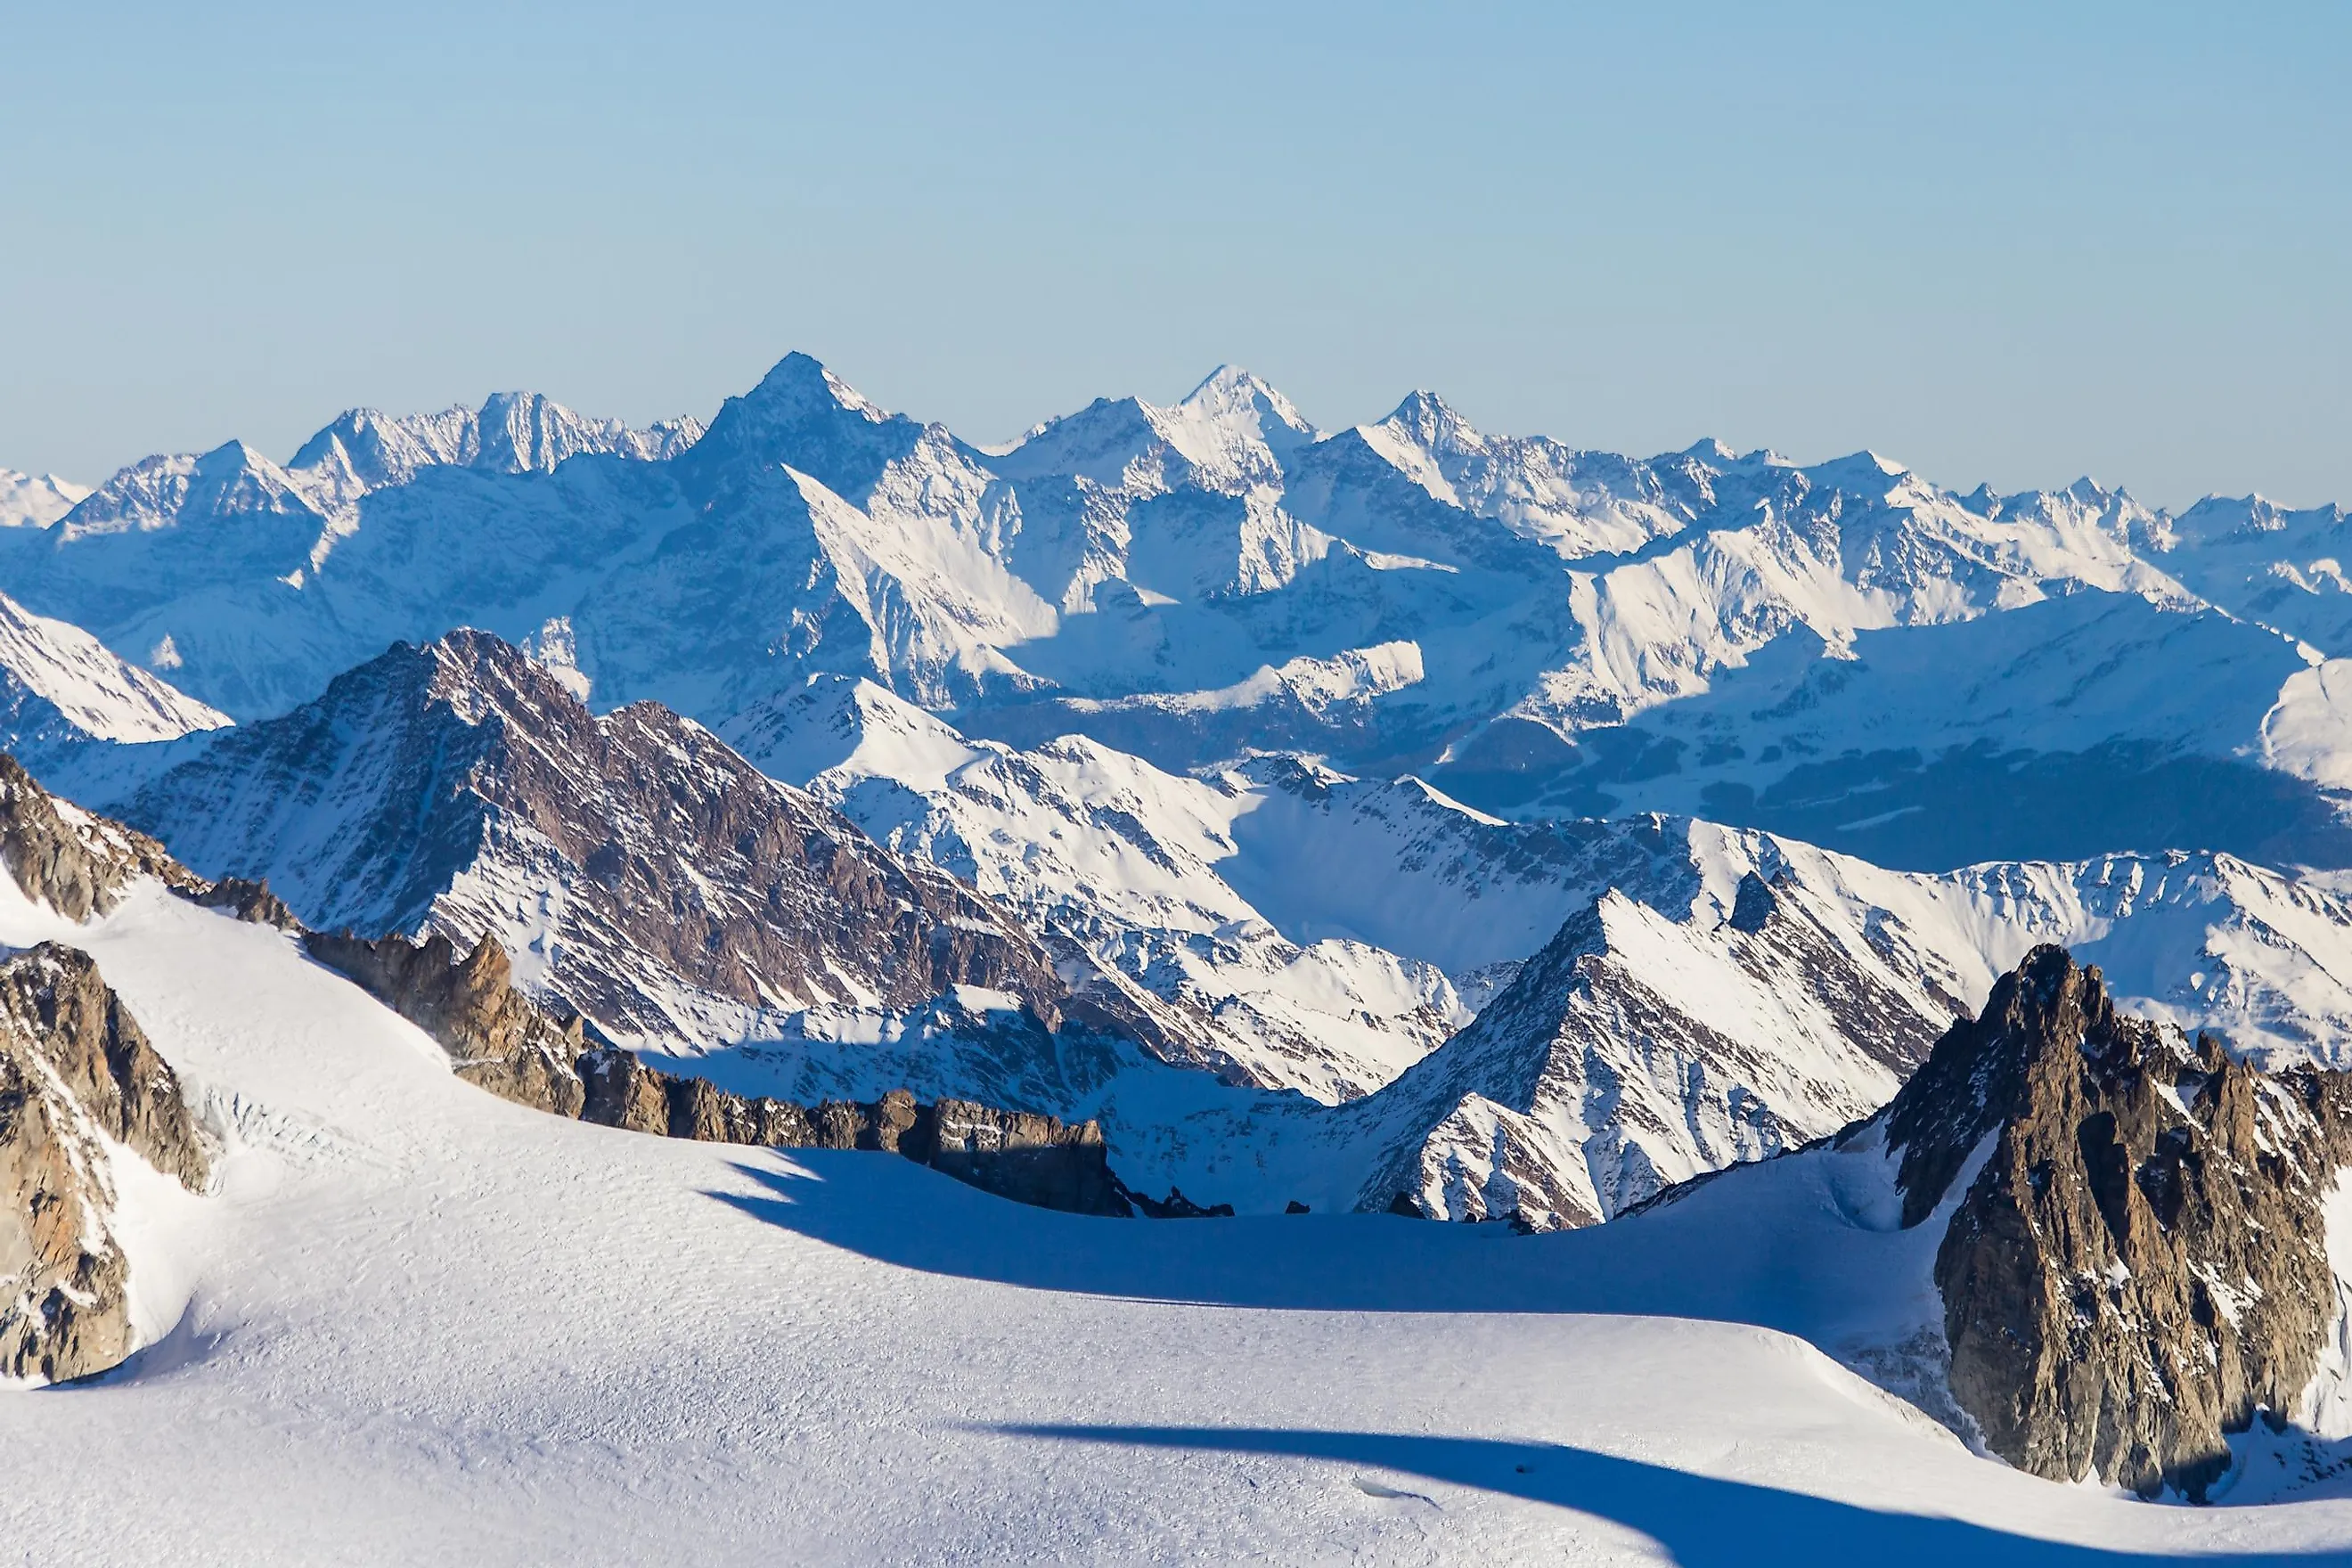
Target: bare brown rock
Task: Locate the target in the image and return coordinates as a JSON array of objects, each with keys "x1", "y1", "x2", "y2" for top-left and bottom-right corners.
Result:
[
  {"x1": 0, "y1": 943, "x2": 209, "y2": 1383},
  {"x1": 0, "y1": 753, "x2": 199, "y2": 921},
  {"x1": 1866, "y1": 944, "x2": 2352, "y2": 1499},
  {"x1": 122, "y1": 633, "x2": 1133, "y2": 1041},
  {"x1": 314, "y1": 927, "x2": 1132, "y2": 1216},
  {"x1": 192, "y1": 876, "x2": 301, "y2": 931},
  {"x1": 306, "y1": 928, "x2": 591, "y2": 1119}
]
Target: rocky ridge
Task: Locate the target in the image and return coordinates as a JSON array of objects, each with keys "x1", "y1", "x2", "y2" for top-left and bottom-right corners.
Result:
[
  {"x1": 0, "y1": 753, "x2": 200, "y2": 920},
  {"x1": 307, "y1": 926, "x2": 1131, "y2": 1216},
  {"x1": 1849, "y1": 945, "x2": 2352, "y2": 1499},
  {"x1": 0, "y1": 748, "x2": 1144, "y2": 1392},
  {"x1": 0, "y1": 941, "x2": 209, "y2": 1382},
  {"x1": 118, "y1": 631, "x2": 1235, "y2": 1098}
]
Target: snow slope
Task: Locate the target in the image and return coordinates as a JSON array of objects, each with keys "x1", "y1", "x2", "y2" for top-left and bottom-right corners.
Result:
[
  {"x1": 0, "y1": 592, "x2": 228, "y2": 748},
  {"x1": 0, "y1": 591, "x2": 231, "y2": 801},
  {"x1": 642, "y1": 702, "x2": 2352, "y2": 1224},
  {"x1": 78, "y1": 623, "x2": 2352, "y2": 1228},
  {"x1": 4, "y1": 879, "x2": 2352, "y2": 1563},
  {"x1": 110, "y1": 633, "x2": 1196, "y2": 1098},
  {"x1": 723, "y1": 675, "x2": 1483, "y2": 1103}
]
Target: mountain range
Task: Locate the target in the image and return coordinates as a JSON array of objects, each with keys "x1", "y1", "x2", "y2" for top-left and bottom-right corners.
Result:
[
  {"x1": 12, "y1": 354, "x2": 2352, "y2": 1542},
  {"x1": 12, "y1": 354, "x2": 2352, "y2": 873}
]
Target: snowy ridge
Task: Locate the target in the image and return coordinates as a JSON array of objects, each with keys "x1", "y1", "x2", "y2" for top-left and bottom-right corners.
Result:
[
  {"x1": 19, "y1": 350, "x2": 2352, "y2": 883},
  {"x1": 0, "y1": 592, "x2": 229, "y2": 747},
  {"x1": 289, "y1": 390, "x2": 702, "y2": 491},
  {"x1": 107, "y1": 631, "x2": 1255, "y2": 1122},
  {"x1": 700, "y1": 676, "x2": 2352, "y2": 1224},
  {"x1": 723, "y1": 674, "x2": 1467, "y2": 1103}
]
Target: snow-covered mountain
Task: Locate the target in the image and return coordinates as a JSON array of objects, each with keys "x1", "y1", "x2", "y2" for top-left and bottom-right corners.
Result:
[
  {"x1": 718, "y1": 674, "x2": 1599, "y2": 1102},
  {"x1": 17, "y1": 353, "x2": 2352, "y2": 871},
  {"x1": 110, "y1": 629, "x2": 1320, "y2": 1128},
  {"x1": 0, "y1": 469, "x2": 88, "y2": 529},
  {"x1": 0, "y1": 590, "x2": 230, "y2": 803},
  {"x1": 0, "y1": 592, "x2": 228, "y2": 748},
  {"x1": 289, "y1": 390, "x2": 702, "y2": 490},
  {"x1": 73, "y1": 617, "x2": 2352, "y2": 1230}
]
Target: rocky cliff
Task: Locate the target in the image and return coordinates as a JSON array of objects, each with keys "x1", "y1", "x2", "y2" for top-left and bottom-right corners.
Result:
[
  {"x1": 0, "y1": 753, "x2": 200, "y2": 921},
  {"x1": 306, "y1": 927, "x2": 592, "y2": 1119},
  {"x1": 0, "y1": 942, "x2": 209, "y2": 1382},
  {"x1": 1864, "y1": 944, "x2": 2352, "y2": 1499},
  {"x1": 310, "y1": 926, "x2": 1131, "y2": 1216}
]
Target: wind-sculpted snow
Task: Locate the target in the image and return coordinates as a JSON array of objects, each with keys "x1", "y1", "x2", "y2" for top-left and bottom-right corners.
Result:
[
  {"x1": 20, "y1": 877, "x2": 2352, "y2": 1557},
  {"x1": 17, "y1": 351, "x2": 2352, "y2": 873}
]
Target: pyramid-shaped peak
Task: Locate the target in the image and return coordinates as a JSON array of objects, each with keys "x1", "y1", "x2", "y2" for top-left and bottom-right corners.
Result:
[
  {"x1": 197, "y1": 437, "x2": 274, "y2": 470},
  {"x1": 1175, "y1": 364, "x2": 1314, "y2": 433},
  {"x1": 1874, "y1": 943, "x2": 2158, "y2": 1227},
  {"x1": 745, "y1": 352, "x2": 890, "y2": 422},
  {"x1": 1378, "y1": 389, "x2": 1482, "y2": 448},
  {"x1": 333, "y1": 626, "x2": 563, "y2": 722}
]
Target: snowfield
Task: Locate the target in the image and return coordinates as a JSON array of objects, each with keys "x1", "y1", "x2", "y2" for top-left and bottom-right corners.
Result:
[{"x1": 7, "y1": 881, "x2": 2352, "y2": 1564}]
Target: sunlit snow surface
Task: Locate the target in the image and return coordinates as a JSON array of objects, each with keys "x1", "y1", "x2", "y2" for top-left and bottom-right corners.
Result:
[{"x1": 5, "y1": 880, "x2": 2352, "y2": 1564}]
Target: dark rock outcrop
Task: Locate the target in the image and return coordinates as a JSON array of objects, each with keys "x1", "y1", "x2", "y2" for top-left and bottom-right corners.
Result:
[
  {"x1": 192, "y1": 875, "x2": 301, "y2": 931},
  {"x1": 306, "y1": 928, "x2": 592, "y2": 1119},
  {"x1": 0, "y1": 943, "x2": 209, "y2": 1382},
  {"x1": 0, "y1": 753, "x2": 200, "y2": 920},
  {"x1": 1863, "y1": 944, "x2": 2352, "y2": 1499},
  {"x1": 311, "y1": 927, "x2": 1131, "y2": 1217}
]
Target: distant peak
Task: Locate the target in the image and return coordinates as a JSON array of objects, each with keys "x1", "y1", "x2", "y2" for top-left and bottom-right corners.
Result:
[
  {"x1": 199, "y1": 437, "x2": 268, "y2": 468},
  {"x1": 1176, "y1": 364, "x2": 1312, "y2": 432},
  {"x1": 1808, "y1": 449, "x2": 1911, "y2": 486},
  {"x1": 1180, "y1": 363, "x2": 1262, "y2": 402},
  {"x1": 747, "y1": 352, "x2": 888, "y2": 422},
  {"x1": 1378, "y1": 389, "x2": 1480, "y2": 449}
]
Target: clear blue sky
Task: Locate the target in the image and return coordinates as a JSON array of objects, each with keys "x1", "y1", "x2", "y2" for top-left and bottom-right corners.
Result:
[{"x1": 5, "y1": 2, "x2": 2347, "y2": 509}]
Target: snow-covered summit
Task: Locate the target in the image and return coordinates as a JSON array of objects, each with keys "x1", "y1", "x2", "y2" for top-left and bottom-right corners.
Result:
[
  {"x1": 290, "y1": 390, "x2": 700, "y2": 490},
  {"x1": 1155, "y1": 364, "x2": 1320, "y2": 488},
  {"x1": 0, "y1": 469, "x2": 89, "y2": 529}
]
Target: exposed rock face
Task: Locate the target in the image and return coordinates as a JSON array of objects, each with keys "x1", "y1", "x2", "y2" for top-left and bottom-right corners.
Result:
[
  {"x1": 1868, "y1": 944, "x2": 2352, "y2": 1499},
  {"x1": 306, "y1": 928, "x2": 591, "y2": 1119},
  {"x1": 0, "y1": 943, "x2": 209, "y2": 1382},
  {"x1": 0, "y1": 753, "x2": 199, "y2": 921},
  {"x1": 311, "y1": 927, "x2": 1131, "y2": 1217},
  {"x1": 192, "y1": 876, "x2": 301, "y2": 931}
]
